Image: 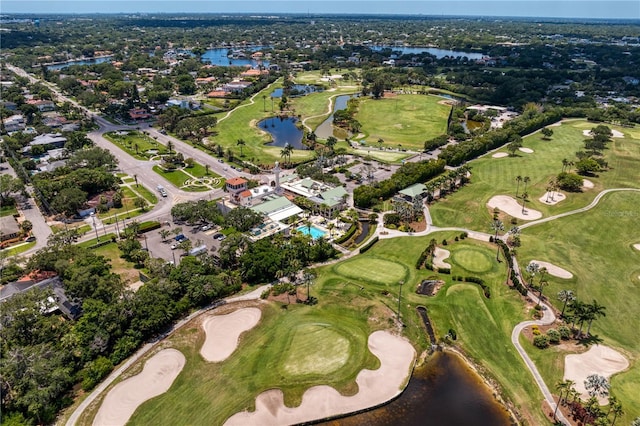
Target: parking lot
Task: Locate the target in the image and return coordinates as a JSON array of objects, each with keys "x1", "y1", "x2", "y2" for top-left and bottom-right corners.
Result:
[{"x1": 142, "y1": 221, "x2": 223, "y2": 265}]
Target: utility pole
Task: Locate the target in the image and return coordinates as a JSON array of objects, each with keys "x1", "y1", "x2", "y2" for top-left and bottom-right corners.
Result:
[{"x1": 91, "y1": 212, "x2": 99, "y2": 242}]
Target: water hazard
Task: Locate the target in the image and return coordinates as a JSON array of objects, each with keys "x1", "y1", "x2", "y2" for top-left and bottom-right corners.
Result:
[
  {"x1": 259, "y1": 116, "x2": 305, "y2": 149},
  {"x1": 315, "y1": 94, "x2": 356, "y2": 139},
  {"x1": 201, "y1": 47, "x2": 270, "y2": 67},
  {"x1": 320, "y1": 351, "x2": 512, "y2": 426}
]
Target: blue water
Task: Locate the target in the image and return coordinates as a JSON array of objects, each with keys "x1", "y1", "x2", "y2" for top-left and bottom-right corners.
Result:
[
  {"x1": 201, "y1": 47, "x2": 270, "y2": 67},
  {"x1": 271, "y1": 85, "x2": 320, "y2": 98},
  {"x1": 315, "y1": 94, "x2": 356, "y2": 139},
  {"x1": 46, "y1": 56, "x2": 112, "y2": 70},
  {"x1": 371, "y1": 45, "x2": 484, "y2": 60},
  {"x1": 297, "y1": 225, "x2": 326, "y2": 239},
  {"x1": 260, "y1": 117, "x2": 305, "y2": 149}
]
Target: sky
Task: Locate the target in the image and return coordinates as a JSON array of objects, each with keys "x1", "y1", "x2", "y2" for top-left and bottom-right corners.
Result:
[{"x1": 1, "y1": 1, "x2": 639, "y2": 20}]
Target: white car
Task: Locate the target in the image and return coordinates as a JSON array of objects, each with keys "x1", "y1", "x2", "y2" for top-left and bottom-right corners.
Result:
[{"x1": 170, "y1": 243, "x2": 178, "y2": 250}]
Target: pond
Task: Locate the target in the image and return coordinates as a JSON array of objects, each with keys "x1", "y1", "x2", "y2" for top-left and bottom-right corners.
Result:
[
  {"x1": 320, "y1": 351, "x2": 511, "y2": 426},
  {"x1": 315, "y1": 94, "x2": 357, "y2": 139},
  {"x1": 271, "y1": 84, "x2": 321, "y2": 98},
  {"x1": 46, "y1": 56, "x2": 113, "y2": 70},
  {"x1": 201, "y1": 47, "x2": 270, "y2": 67},
  {"x1": 259, "y1": 116, "x2": 305, "y2": 149},
  {"x1": 371, "y1": 45, "x2": 485, "y2": 60}
]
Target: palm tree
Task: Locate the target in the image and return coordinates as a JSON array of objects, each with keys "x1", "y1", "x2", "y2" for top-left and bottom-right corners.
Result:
[
  {"x1": 166, "y1": 140, "x2": 174, "y2": 153},
  {"x1": 557, "y1": 290, "x2": 576, "y2": 317},
  {"x1": 610, "y1": 399, "x2": 624, "y2": 426},
  {"x1": 262, "y1": 94, "x2": 267, "y2": 112},
  {"x1": 523, "y1": 176, "x2": 531, "y2": 195},
  {"x1": 280, "y1": 143, "x2": 293, "y2": 165},
  {"x1": 585, "y1": 374, "x2": 610, "y2": 399},
  {"x1": 586, "y1": 300, "x2": 607, "y2": 337},
  {"x1": 520, "y1": 192, "x2": 529, "y2": 214},
  {"x1": 561, "y1": 158, "x2": 570, "y2": 173},
  {"x1": 490, "y1": 219, "x2": 504, "y2": 260},
  {"x1": 236, "y1": 138, "x2": 246, "y2": 157},
  {"x1": 525, "y1": 262, "x2": 540, "y2": 287},
  {"x1": 515, "y1": 175, "x2": 523, "y2": 198},
  {"x1": 327, "y1": 222, "x2": 335, "y2": 239},
  {"x1": 159, "y1": 229, "x2": 171, "y2": 242},
  {"x1": 536, "y1": 272, "x2": 548, "y2": 307},
  {"x1": 303, "y1": 269, "x2": 316, "y2": 303},
  {"x1": 554, "y1": 379, "x2": 574, "y2": 420}
]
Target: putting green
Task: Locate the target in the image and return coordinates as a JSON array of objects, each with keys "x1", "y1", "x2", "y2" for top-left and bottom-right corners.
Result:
[
  {"x1": 334, "y1": 257, "x2": 407, "y2": 285},
  {"x1": 450, "y1": 248, "x2": 494, "y2": 274},
  {"x1": 282, "y1": 323, "x2": 351, "y2": 376}
]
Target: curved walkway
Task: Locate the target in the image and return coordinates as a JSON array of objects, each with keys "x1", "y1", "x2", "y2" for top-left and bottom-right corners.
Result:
[
  {"x1": 300, "y1": 92, "x2": 351, "y2": 133},
  {"x1": 216, "y1": 81, "x2": 278, "y2": 123},
  {"x1": 519, "y1": 188, "x2": 640, "y2": 230},
  {"x1": 510, "y1": 257, "x2": 570, "y2": 425}
]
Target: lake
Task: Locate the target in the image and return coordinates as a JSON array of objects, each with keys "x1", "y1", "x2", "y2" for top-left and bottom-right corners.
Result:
[
  {"x1": 201, "y1": 47, "x2": 270, "y2": 67},
  {"x1": 259, "y1": 116, "x2": 305, "y2": 149},
  {"x1": 46, "y1": 56, "x2": 113, "y2": 70},
  {"x1": 315, "y1": 94, "x2": 357, "y2": 139},
  {"x1": 320, "y1": 351, "x2": 512, "y2": 426},
  {"x1": 371, "y1": 45, "x2": 485, "y2": 60}
]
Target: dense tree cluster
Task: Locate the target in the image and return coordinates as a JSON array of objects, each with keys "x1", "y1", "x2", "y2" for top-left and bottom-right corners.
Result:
[{"x1": 354, "y1": 159, "x2": 446, "y2": 208}]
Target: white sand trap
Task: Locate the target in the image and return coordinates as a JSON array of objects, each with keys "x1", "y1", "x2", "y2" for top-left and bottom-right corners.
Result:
[
  {"x1": 530, "y1": 260, "x2": 573, "y2": 279},
  {"x1": 539, "y1": 192, "x2": 566, "y2": 205},
  {"x1": 225, "y1": 331, "x2": 415, "y2": 425},
  {"x1": 583, "y1": 129, "x2": 624, "y2": 138},
  {"x1": 564, "y1": 345, "x2": 629, "y2": 404},
  {"x1": 93, "y1": 349, "x2": 185, "y2": 426},
  {"x1": 200, "y1": 307, "x2": 261, "y2": 362},
  {"x1": 492, "y1": 152, "x2": 509, "y2": 158},
  {"x1": 433, "y1": 247, "x2": 451, "y2": 269},
  {"x1": 519, "y1": 147, "x2": 534, "y2": 153},
  {"x1": 582, "y1": 179, "x2": 594, "y2": 189},
  {"x1": 634, "y1": 244, "x2": 640, "y2": 251},
  {"x1": 487, "y1": 195, "x2": 542, "y2": 220}
]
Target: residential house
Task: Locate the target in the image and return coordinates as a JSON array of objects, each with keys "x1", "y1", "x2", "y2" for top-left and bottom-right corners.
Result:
[
  {"x1": 0, "y1": 216, "x2": 21, "y2": 241},
  {"x1": 3, "y1": 114, "x2": 25, "y2": 132},
  {"x1": 27, "y1": 99, "x2": 55, "y2": 112}
]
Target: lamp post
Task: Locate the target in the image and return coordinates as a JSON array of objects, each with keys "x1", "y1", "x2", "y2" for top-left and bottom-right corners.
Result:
[
  {"x1": 90, "y1": 212, "x2": 99, "y2": 242},
  {"x1": 397, "y1": 280, "x2": 404, "y2": 323}
]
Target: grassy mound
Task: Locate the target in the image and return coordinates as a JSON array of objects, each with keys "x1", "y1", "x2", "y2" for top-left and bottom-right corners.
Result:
[{"x1": 450, "y1": 247, "x2": 494, "y2": 274}]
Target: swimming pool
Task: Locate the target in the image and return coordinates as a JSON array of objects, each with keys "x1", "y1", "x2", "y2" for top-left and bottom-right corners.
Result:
[{"x1": 296, "y1": 225, "x2": 326, "y2": 239}]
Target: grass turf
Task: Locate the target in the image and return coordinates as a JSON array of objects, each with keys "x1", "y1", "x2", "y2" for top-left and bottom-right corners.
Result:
[
  {"x1": 518, "y1": 190, "x2": 640, "y2": 424},
  {"x1": 429, "y1": 120, "x2": 640, "y2": 232},
  {"x1": 354, "y1": 94, "x2": 451, "y2": 150},
  {"x1": 104, "y1": 131, "x2": 168, "y2": 160},
  {"x1": 85, "y1": 233, "x2": 550, "y2": 425}
]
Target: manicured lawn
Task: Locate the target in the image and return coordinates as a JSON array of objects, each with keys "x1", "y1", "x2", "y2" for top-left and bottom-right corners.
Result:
[
  {"x1": 354, "y1": 94, "x2": 451, "y2": 150},
  {"x1": 104, "y1": 131, "x2": 168, "y2": 160},
  {"x1": 348, "y1": 146, "x2": 414, "y2": 163},
  {"x1": 152, "y1": 166, "x2": 191, "y2": 188},
  {"x1": 291, "y1": 88, "x2": 357, "y2": 130},
  {"x1": 518, "y1": 191, "x2": 640, "y2": 424},
  {"x1": 207, "y1": 81, "x2": 316, "y2": 166},
  {"x1": 2, "y1": 241, "x2": 35, "y2": 256},
  {"x1": 77, "y1": 233, "x2": 116, "y2": 248},
  {"x1": 84, "y1": 232, "x2": 549, "y2": 425},
  {"x1": 130, "y1": 184, "x2": 158, "y2": 204},
  {"x1": 121, "y1": 302, "x2": 380, "y2": 426},
  {"x1": 0, "y1": 204, "x2": 18, "y2": 217},
  {"x1": 429, "y1": 120, "x2": 640, "y2": 232},
  {"x1": 450, "y1": 246, "x2": 494, "y2": 274}
]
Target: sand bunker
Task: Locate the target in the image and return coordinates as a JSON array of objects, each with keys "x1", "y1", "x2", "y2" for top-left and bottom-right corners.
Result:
[
  {"x1": 492, "y1": 152, "x2": 509, "y2": 158},
  {"x1": 487, "y1": 195, "x2": 542, "y2": 220},
  {"x1": 93, "y1": 349, "x2": 185, "y2": 426},
  {"x1": 539, "y1": 192, "x2": 566, "y2": 205},
  {"x1": 634, "y1": 244, "x2": 640, "y2": 251},
  {"x1": 564, "y1": 345, "x2": 629, "y2": 404},
  {"x1": 582, "y1": 179, "x2": 594, "y2": 189},
  {"x1": 529, "y1": 260, "x2": 573, "y2": 279},
  {"x1": 433, "y1": 247, "x2": 451, "y2": 269},
  {"x1": 200, "y1": 307, "x2": 261, "y2": 362},
  {"x1": 582, "y1": 129, "x2": 624, "y2": 138},
  {"x1": 225, "y1": 331, "x2": 415, "y2": 425},
  {"x1": 519, "y1": 147, "x2": 534, "y2": 153}
]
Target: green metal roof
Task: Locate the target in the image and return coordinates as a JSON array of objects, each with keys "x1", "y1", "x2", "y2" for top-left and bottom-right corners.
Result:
[
  {"x1": 399, "y1": 183, "x2": 426, "y2": 198},
  {"x1": 250, "y1": 196, "x2": 293, "y2": 214}
]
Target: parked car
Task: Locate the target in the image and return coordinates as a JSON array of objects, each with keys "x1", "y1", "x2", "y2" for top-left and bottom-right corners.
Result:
[
  {"x1": 201, "y1": 224, "x2": 212, "y2": 231},
  {"x1": 174, "y1": 234, "x2": 187, "y2": 242},
  {"x1": 170, "y1": 243, "x2": 178, "y2": 250},
  {"x1": 213, "y1": 233, "x2": 224, "y2": 240},
  {"x1": 25, "y1": 236, "x2": 36, "y2": 242}
]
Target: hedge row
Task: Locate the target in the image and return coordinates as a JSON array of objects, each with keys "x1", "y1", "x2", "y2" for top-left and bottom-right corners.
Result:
[
  {"x1": 359, "y1": 236, "x2": 379, "y2": 254},
  {"x1": 463, "y1": 276, "x2": 491, "y2": 298},
  {"x1": 137, "y1": 221, "x2": 161, "y2": 234},
  {"x1": 335, "y1": 223, "x2": 357, "y2": 245},
  {"x1": 497, "y1": 240, "x2": 528, "y2": 296},
  {"x1": 416, "y1": 239, "x2": 437, "y2": 269}
]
